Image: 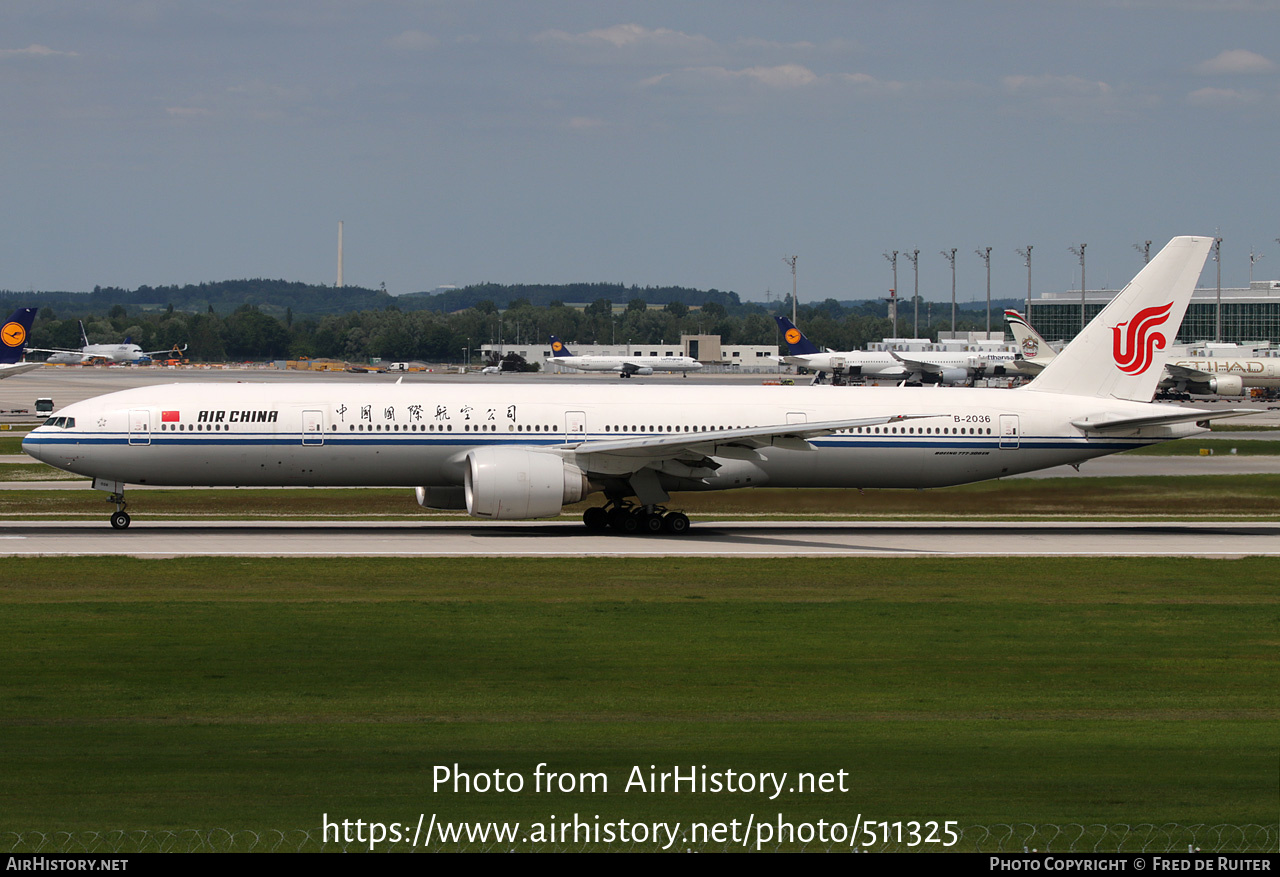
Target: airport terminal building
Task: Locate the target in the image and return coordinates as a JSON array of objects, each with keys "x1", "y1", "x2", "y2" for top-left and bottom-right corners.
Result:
[
  {"x1": 1030, "y1": 281, "x2": 1280, "y2": 346},
  {"x1": 482, "y1": 335, "x2": 781, "y2": 372}
]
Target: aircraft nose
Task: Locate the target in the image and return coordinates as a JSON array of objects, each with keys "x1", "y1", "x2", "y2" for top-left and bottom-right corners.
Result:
[{"x1": 21, "y1": 429, "x2": 49, "y2": 464}]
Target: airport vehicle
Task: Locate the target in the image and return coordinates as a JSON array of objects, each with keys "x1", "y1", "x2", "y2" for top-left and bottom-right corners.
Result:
[
  {"x1": 24, "y1": 237, "x2": 1248, "y2": 533},
  {"x1": 775, "y1": 316, "x2": 1019, "y2": 384},
  {"x1": 30, "y1": 320, "x2": 186, "y2": 364},
  {"x1": 545, "y1": 337, "x2": 703, "y2": 378},
  {"x1": 0, "y1": 308, "x2": 42, "y2": 379}
]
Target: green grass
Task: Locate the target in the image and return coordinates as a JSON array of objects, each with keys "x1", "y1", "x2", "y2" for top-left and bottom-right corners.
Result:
[
  {"x1": 1, "y1": 557, "x2": 1276, "y2": 848},
  {"x1": 3, "y1": 474, "x2": 1280, "y2": 521}
]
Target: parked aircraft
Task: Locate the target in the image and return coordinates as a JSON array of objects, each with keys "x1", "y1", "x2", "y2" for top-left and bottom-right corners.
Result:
[
  {"x1": 546, "y1": 337, "x2": 703, "y2": 377},
  {"x1": 1003, "y1": 310, "x2": 1060, "y2": 377},
  {"x1": 0, "y1": 308, "x2": 42, "y2": 379},
  {"x1": 31, "y1": 321, "x2": 186, "y2": 364},
  {"x1": 25, "y1": 237, "x2": 1248, "y2": 532},
  {"x1": 774, "y1": 316, "x2": 1018, "y2": 384}
]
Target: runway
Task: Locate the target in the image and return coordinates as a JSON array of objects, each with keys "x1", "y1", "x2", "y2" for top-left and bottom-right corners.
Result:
[{"x1": 3, "y1": 519, "x2": 1278, "y2": 557}]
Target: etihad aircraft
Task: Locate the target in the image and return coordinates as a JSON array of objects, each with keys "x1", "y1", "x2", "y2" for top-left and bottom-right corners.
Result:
[
  {"x1": 1003, "y1": 310, "x2": 1060, "y2": 377},
  {"x1": 0, "y1": 308, "x2": 42, "y2": 379},
  {"x1": 1004, "y1": 308, "x2": 1271, "y2": 398},
  {"x1": 25, "y1": 236, "x2": 1250, "y2": 532},
  {"x1": 31, "y1": 320, "x2": 186, "y2": 364},
  {"x1": 775, "y1": 316, "x2": 1018, "y2": 385},
  {"x1": 546, "y1": 337, "x2": 703, "y2": 378}
]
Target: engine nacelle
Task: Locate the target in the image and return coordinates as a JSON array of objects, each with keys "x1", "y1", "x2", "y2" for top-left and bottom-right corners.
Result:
[
  {"x1": 464, "y1": 447, "x2": 590, "y2": 519},
  {"x1": 630, "y1": 367, "x2": 654, "y2": 376},
  {"x1": 924, "y1": 368, "x2": 968, "y2": 386},
  {"x1": 1206, "y1": 375, "x2": 1245, "y2": 396},
  {"x1": 415, "y1": 486, "x2": 467, "y2": 510}
]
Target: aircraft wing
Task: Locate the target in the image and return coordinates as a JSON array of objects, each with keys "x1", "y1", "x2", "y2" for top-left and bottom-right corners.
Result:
[
  {"x1": 1162, "y1": 363, "x2": 1212, "y2": 382},
  {"x1": 0, "y1": 363, "x2": 42, "y2": 379},
  {"x1": 1010, "y1": 356, "x2": 1046, "y2": 376},
  {"x1": 1070, "y1": 409, "x2": 1257, "y2": 433},
  {"x1": 142, "y1": 344, "x2": 188, "y2": 357},
  {"x1": 887, "y1": 350, "x2": 937, "y2": 376},
  {"x1": 558, "y1": 414, "x2": 940, "y2": 469}
]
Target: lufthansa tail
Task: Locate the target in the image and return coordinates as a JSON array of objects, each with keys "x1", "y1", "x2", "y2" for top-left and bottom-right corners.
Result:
[
  {"x1": 774, "y1": 316, "x2": 823, "y2": 356},
  {"x1": 0, "y1": 308, "x2": 38, "y2": 365},
  {"x1": 548, "y1": 336, "x2": 574, "y2": 358},
  {"x1": 1026, "y1": 236, "x2": 1212, "y2": 402}
]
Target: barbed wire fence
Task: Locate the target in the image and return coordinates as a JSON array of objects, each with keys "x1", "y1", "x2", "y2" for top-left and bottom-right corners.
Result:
[{"x1": 3, "y1": 824, "x2": 1276, "y2": 853}]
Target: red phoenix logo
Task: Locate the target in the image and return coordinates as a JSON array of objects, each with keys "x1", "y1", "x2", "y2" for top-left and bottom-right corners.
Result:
[{"x1": 1111, "y1": 302, "x2": 1173, "y2": 375}]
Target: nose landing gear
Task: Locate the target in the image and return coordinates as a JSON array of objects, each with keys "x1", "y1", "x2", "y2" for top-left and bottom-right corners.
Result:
[{"x1": 108, "y1": 492, "x2": 130, "y2": 530}]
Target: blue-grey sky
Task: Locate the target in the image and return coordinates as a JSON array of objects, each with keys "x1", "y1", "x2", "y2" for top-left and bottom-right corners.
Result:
[{"x1": 3, "y1": 1, "x2": 1278, "y2": 303}]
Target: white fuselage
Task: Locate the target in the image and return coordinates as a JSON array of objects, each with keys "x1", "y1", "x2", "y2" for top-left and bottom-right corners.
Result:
[
  {"x1": 24, "y1": 382, "x2": 1204, "y2": 493},
  {"x1": 46, "y1": 344, "x2": 150, "y2": 364},
  {"x1": 1167, "y1": 358, "x2": 1280, "y2": 389},
  {"x1": 782, "y1": 350, "x2": 1019, "y2": 377},
  {"x1": 546, "y1": 355, "x2": 703, "y2": 374}
]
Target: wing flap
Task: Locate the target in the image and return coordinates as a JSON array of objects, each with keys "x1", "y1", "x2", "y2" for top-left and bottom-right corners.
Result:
[{"x1": 1071, "y1": 409, "x2": 1256, "y2": 433}]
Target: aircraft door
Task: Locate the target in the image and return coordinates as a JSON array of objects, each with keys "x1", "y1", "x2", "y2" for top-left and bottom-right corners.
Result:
[
  {"x1": 999, "y1": 414, "x2": 1020, "y2": 449},
  {"x1": 128, "y1": 409, "x2": 151, "y2": 446},
  {"x1": 302, "y1": 409, "x2": 325, "y2": 446},
  {"x1": 787, "y1": 412, "x2": 807, "y2": 424},
  {"x1": 565, "y1": 410, "x2": 586, "y2": 441}
]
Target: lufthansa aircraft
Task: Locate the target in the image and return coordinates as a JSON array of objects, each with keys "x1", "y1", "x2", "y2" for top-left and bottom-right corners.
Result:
[
  {"x1": 30, "y1": 320, "x2": 186, "y2": 364},
  {"x1": 546, "y1": 336, "x2": 703, "y2": 378},
  {"x1": 0, "y1": 308, "x2": 42, "y2": 380},
  {"x1": 775, "y1": 316, "x2": 1019, "y2": 385},
  {"x1": 25, "y1": 237, "x2": 1249, "y2": 532}
]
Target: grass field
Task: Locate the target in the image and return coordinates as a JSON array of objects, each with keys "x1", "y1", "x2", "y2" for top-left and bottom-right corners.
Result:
[{"x1": 1, "y1": 556, "x2": 1276, "y2": 851}]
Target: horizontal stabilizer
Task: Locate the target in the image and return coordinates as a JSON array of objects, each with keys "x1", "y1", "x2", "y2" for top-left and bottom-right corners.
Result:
[{"x1": 1071, "y1": 408, "x2": 1256, "y2": 433}]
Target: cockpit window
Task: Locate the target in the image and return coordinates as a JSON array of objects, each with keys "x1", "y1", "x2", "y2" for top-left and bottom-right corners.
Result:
[{"x1": 41, "y1": 417, "x2": 74, "y2": 428}]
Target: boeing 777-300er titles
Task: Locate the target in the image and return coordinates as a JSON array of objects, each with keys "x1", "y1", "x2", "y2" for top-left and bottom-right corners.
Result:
[
  {"x1": 775, "y1": 316, "x2": 1018, "y2": 385},
  {"x1": 30, "y1": 320, "x2": 186, "y2": 364},
  {"x1": 546, "y1": 336, "x2": 703, "y2": 378},
  {"x1": 25, "y1": 236, "x2": 1251, "y2": 532},
  {"x1": 0, "y1": 308, "x2": 41, "y2": 379}
]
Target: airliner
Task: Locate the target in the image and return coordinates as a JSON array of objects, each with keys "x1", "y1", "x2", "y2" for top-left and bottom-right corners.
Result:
[
  {"x1": 1003, "y1": 310, "x2": 1060, "y2": 377},
  {"x1": 775, "y1": 316, "x2": 1019, "y2": 384},
  {"x1": 0, "y1": 307, "x2": 42, "y2": 379},
  {"x1": 31, "y1": 321, "x2": 186, "y2": 364},
  {"x1": 546, "y1": 337, "x2": 703, "y2": 378},
  {"x1": 25, "y1": 236, "x2": 1249, "y2": 533}
]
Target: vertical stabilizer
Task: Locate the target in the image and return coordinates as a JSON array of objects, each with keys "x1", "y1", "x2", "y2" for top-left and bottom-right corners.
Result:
[
  {"x1": 1026, "y1": 236, "x2": 1212, "y2": 401},
  {"x1": 774, "y1": 316, "x2": 822, "y2": 356}
]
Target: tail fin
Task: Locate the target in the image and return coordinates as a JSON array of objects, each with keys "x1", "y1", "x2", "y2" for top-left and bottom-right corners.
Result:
[
  {"x1": 1004, "y1": 309, "x2": 1057, "y2": 369},
  {"x1": 549, "y1": 336, "x2": 573, "y2": 357},
  {"x1": 1026, "y1": 236, "x2": 1212, "y2": 401},
  {"x1": 0, "y1": 308, "x2": 38, "y2": 364},
  {"x1": 774, "y1": 316, "x2": 822, "y2": 356}
]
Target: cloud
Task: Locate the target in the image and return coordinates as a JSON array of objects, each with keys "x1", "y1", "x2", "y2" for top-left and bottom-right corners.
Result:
[
  {"x1": 387, "y1": 30, "x2": 438, "y2": 52},
  {"x1": 0, "y1": 44, "x2": 78, "y2": 59},
  {"x1": 1186, "y1": 86, "x2": 1263, "y2": 105},
  {"x1": 1193, "y1": 49, "x2": 1275, "y2": 75},
  {"x1": 534, "y1": 23, "x2": 717, "y2": 64}
]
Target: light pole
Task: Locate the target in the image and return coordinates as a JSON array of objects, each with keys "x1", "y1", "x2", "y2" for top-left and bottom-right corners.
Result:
[
  {"x1": 1016, "y1": 245, "x2": 1033, "y2": 324},
  {"x1": 940, "y1": 248, "x2": 957, "y2": 333},
  {"x1": 1214, "y1": 237, "x2": 1223, "y2": 343},
  {"x1": 1069, "y1": 244, "x2": 1087, "y2": 334},
  {"x1": 883, "y1": 250, "x2": 899, "y2": 337},
  {"x1": 1133, "y1": 240, "x2": 1151, "y2": 264},
  {"x1": 783, "y1": 255, "x2": 798, "y2": 326},
  {"x1": 1250, "y1": 247, "x2": 1264, "y2": 284},
  {"x1": 974, "y1": 247, "x2": 992, "y2": 335},
  {"x1": 903, "y1": 249, "x2": 920, "y2": 337}
]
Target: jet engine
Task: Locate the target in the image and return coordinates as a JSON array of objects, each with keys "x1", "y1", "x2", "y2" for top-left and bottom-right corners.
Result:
[
  {"x1": 1190, "y1": 375, "x2": 1245, "y2": 396},
  {"x1": 415, "y1": 486, "x2": 467, "y2": 510},
  {"x1": 464, "y1": 447, "x2": 591, "y2": 519},
  {"x1": 629, "y1": 367, "x2": 654, "y2": 376},
  {"x1": 923, "y1": 368, "x2": 969, "y2": 386}
]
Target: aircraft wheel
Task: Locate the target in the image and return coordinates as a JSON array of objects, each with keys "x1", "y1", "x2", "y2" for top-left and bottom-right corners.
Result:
[
  {"x1": 641, "y1": 513, "x2": 665, "y2": 534},
  {"x1": 608, "y1": 507, "x2": 634, "y2": 531},
  {"x1": 583, "y1": 507, "x2": 609, "y2": 531},
  {"x1": 110, "y1": 511, "x2": 131, "y2": 530},
  {"x1": 662, "y1": 512, "x2": 690, "y2": 535}
]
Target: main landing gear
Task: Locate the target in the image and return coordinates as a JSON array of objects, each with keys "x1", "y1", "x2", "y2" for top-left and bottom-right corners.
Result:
[
  {"x1": 582, "y1": 501, "x2": 691, "y2": 535},
  {"x1": 108, "y1": 492, "x2": 131, "y2": 530}
]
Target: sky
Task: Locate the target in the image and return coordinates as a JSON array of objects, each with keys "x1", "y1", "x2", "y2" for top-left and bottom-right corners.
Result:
[{"x1": 3, "y1": 1, "x2": 1279, "y2": 305}]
